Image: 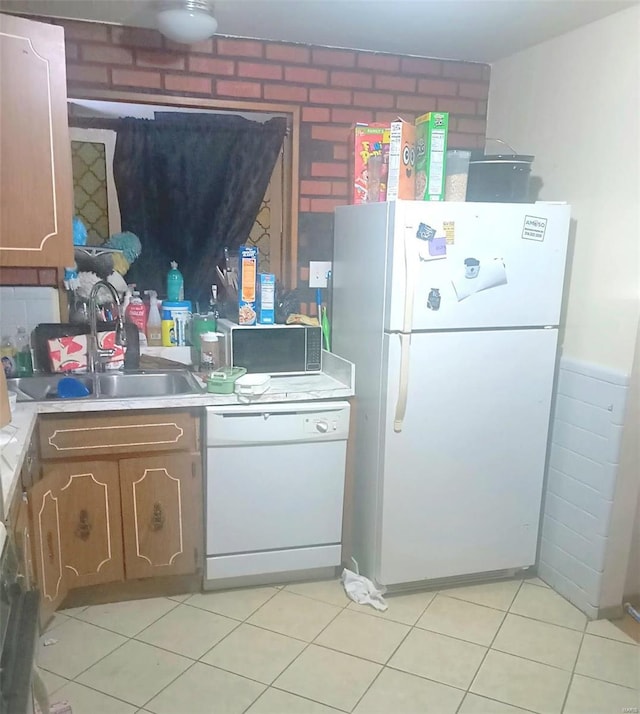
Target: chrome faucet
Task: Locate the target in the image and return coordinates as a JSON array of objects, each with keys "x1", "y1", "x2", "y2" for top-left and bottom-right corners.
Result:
[{"x1": 88, "y1": 280, "x2": 127, "y2": 375}]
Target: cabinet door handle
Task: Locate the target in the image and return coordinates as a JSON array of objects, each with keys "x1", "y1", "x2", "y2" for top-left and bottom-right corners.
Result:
[
  {"x1": 151, "y1": 502, "x2": 165, "y2": 531},
  {"x1": 75, "y1": 509, "x2": 92, "y2": 541},
  {"x1": 46, "y1": 531, "x2": 55, "y2": 563}
]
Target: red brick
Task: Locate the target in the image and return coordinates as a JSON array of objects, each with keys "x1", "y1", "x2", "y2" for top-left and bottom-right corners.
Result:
[
  {"x1": 477, "y1": 100, "x2": 488, "y2": 116},
  {"x1": 285, "y1": 66, "x2": 328, "y2": 85},
  {"x1": 216, "y1": 79, "x2": 262, "y2": 98},
  {"x1": 417, "y1": 78, "x2": 457, "y2": 96},
  {"x1": 311, "y1": 162, "x2": 347, "y2": 178},
  {"x1": 112, "y1": 26, "x2": 163, "y2": 48},
  {"x1": 66, "y1": 64, "x2": 109, "y2": 84},
  {"x1": 189, "y1": 56, "x2": 235, "y2": 75},
  {"x1": 263, "y1": 84, "x2": 308, "y2": 102},
  {"x1": 442, "y1": 62, "x2": 484, "y2": 80},
  {"x1": 216, "y1": 38, "x2": 263, "y2": 58},
  {"x1": 458, "y1": 81, "x2": 489, "y2": 99},
  {"x1": 353, "y1": 91, "x2": 394, "y2": 109},
  {"x1": 401, "y1": 57, "x2": 442, "y2": 75},
  {"x1": 482, "y1": 65, "x2": 491, "y2": 82},
  {"x1": 331, "y1": 108, "x2": 374, "y2": 124},
  {"x1": 311, "y1": 48, "x2": 356, "y2": 67},
  {"x1": 65, "y1": 42, "x2": 79, "y2": 61},
  {"x1": 300, "y1": 302, "x2": 309, "y2": 315},
  {"x1": 446, "y1": 132, "x2": 479, "y2": 149},
  {"x1": 309, "y1": 88, "x2": 352, "y2": 105},
  {"x1": 330, "y1": 71, "x2": 373, "y2": 89},
  {"x1": 310, "y1": 197, "x2": 345, "y2": 212},
  {"x1": 61, "y1": 20, "x2": 108, "y2": 43},
  {"x1": 265, "y1": 43, "x2": 310, "y2": 64},
  {"x1": 375, "y1": 75, "x2": 415, "y2": 93},
  {"x1": 300, "y1": 266, "x2": 310, "y2": 281},
  {"x1": 332, "y1": 181, "x2": 348, "y2": 196},
  {"x1": 301, "y1": 180, "x2": 332, "y2": 196},
  {"x1": 0, "y1": 268, "x2": 38, "y2": 285},
  {"x1": 38, "y1": 268, "x2": 58, "y2": 286},
  {"x1": 333, "y1": 144, "x2": 348, "y2": 160},
  {"x1": 357, "y1": 53, "x2": 400, "y2": 73},
  {"x1": 311, "y1": 125, "x2": 351, "y2": 143},
  {"x1": 302, "y1": 106, "x2": 331, "y2": 122},
  {"x1": 165, "y1": 74, "x2": 212, "y2": 94},
  {"x1": 136, "y1": 50, "x2": 185, "y2": 69},
  {"x1": 111, "y1": 68, "x2": 162, "y2": 89},
  {"x1": 375, "y1": 111, "x2": 409, "y2": 123},
  {"x1": 300, "y1": 197, "x2": 311, "y2": 212},
  {"x1": 437, "y1": 97, "x2": 476, "y2": 114},
  {"x1": 238, "y1": 61, "x2": 283, "y2": 80},
  {"x1": 396, "y1": 94, "x2": 437, "y2": 112},
  {"x1": 457, "y1": 117, "x2": 486, "y2": 134},
  {"x1": 81, "y1": 44, "x2": 133, "y2": 65},
  {"x1": 164, "y1": 37, "x2": 214, "y2": 53}
]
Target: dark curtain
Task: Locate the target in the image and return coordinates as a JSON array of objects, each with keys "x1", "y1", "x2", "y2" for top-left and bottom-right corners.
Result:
[{"x1": 112, "y1": 114, "x2": 286, "y2": 303}]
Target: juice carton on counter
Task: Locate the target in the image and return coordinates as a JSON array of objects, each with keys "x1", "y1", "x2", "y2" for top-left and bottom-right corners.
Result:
[
  {"x1": 415, "y1": 112, "x2": 448, "y2": 201},
  {"x1": 238, "y1": 245, "x2": 257, "y2": 325},
  {"x1": 386, "y1": 119, "x2": 416, "y2": 200},
  {"x1": 349, "y1": 123, "x2": 390, "y2": 204},
  {"x1": 258, "y1": 273, "x2": 275, "y2": 324}
]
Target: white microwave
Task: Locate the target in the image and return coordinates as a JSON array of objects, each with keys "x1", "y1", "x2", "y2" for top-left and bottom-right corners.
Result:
[{"x1": 217, "y1": 319, "x2": 323, "y2": 375}]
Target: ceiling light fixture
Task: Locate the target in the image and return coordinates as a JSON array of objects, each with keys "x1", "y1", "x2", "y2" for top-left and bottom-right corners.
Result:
[{"x1": 156, "y1": 0, "x2": 218, "y2": 44}]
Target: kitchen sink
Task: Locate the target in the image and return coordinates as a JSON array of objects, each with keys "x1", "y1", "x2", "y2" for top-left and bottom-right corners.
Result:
[{"x1": 7, "y1": 370, "x2": 203, "y2": 402}]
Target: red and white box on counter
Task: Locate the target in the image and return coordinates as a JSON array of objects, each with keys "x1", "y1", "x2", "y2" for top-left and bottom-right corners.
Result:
[{"x1": 47, "y1": 332, "x2": 125, "y2": 373}]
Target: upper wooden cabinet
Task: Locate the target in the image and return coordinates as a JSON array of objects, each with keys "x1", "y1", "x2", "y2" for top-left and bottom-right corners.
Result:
[{"x1": 0, "y1": 14, "x2": 73, "y2": 268}]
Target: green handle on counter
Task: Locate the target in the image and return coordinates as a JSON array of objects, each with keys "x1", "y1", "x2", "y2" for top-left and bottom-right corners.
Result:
[{"x1": 321, "y1": 306, "x2": 331, "y2": 352}]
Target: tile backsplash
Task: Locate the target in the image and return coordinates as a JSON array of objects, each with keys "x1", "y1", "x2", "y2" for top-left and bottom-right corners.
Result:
[{"x1": 0, "y1": 287, "x2": 60, "y2": 339}]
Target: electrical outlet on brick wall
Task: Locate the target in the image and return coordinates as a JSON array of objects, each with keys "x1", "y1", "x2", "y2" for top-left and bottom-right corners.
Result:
[{"x1": 308, "y1": 261, "x2": 332, "y2": 288}]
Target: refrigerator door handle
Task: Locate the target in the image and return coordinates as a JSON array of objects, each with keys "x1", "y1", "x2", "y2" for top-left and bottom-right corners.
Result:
[
  {"x1": 402, "y1": 225, "x2": 417, "y2": 333},
  {"x1": 393, "y1": 332, "x2": 411, "y2": 433}
]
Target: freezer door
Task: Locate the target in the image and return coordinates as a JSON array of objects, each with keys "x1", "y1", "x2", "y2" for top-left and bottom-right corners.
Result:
[
  {"x1": 386, "y1": 201, "x2": 571, "y2": 331},
  {"x1": 377, "y1": 328, "x2": 558, "y2": 586}
]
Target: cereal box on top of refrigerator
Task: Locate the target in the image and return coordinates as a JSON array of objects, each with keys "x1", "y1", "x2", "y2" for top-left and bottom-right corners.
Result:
[
  {"x1": 386, "y1": 119, "x2": 416, "y2": 200},
  {"x1": 349, "y1": 123, "x2": 390, "y2": 204},
  {"x1": 415, "y1": 112, "x2": 448, "y2": 201}
]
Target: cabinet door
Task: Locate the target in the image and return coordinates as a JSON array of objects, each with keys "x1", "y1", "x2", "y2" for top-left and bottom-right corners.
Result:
[
  {"x1": 29, "y1": 476, "x2": 69, "y2": 622},
  {"x1": 45, "y1": 460, "x2": 125, "y2": 589},
  {"x1": 120, "y1": 453, "x2": 202, "y2": 580},
  {"x1": 0, "y1": 14, "x2": 73, "y2": 268}
]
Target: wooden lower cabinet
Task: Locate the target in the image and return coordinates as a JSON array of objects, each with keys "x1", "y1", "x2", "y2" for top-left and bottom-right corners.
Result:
[
  {"x1": 26, "y1": 410, "x2": 202, "y2": 616},
  {"x1": 120, "y1": 453, "x2": 202, "y2": 580}
]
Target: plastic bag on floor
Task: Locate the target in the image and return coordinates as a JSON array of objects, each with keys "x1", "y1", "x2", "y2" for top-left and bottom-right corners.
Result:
[{"x1": 341, "y1": 568, "x2": 388, "y2": 611}]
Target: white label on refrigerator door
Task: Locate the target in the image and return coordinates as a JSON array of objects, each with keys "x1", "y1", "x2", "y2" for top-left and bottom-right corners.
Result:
[{"x1": 522, "y1": 215, "x2": 548, "y2": 241}]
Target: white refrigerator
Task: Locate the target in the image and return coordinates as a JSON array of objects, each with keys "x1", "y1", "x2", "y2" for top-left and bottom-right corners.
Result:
[{"x1": 332, "y1": 200, "x2": 571, "y2": 588}]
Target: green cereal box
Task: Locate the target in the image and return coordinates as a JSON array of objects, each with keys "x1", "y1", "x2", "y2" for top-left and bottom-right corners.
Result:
[{"x1": 414, "y1": 112, "x2": 448, "y2": 201}]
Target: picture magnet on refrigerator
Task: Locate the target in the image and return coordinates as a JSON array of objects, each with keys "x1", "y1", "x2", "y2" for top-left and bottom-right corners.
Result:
[
  {"x1": 452, "y1": 258, "x2": 508, "y2": 301},
  {"x1": 427, "y1": 288, "x2": 441, "y2": 311}
]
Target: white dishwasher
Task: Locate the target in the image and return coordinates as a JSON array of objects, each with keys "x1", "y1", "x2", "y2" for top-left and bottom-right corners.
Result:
[{"x1": 204, "y1": 401, "x2": 350, "y2": 587}]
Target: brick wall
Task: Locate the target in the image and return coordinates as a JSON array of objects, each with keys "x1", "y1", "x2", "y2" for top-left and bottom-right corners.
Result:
[{"x1": 56, "y1": 19, "x2": 490, "y2": 304}]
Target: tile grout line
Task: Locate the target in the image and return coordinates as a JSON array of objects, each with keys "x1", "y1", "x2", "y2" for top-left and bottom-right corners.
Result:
[
  {"x1": 559, "y1": 616, "x2": 589, "y2": 714},
  {"x1": 345, "y1": 590, "x2": 441, "y2": 713},
  {"x1": 455, "y1": 577, "x2": 525, "y2": 714}
]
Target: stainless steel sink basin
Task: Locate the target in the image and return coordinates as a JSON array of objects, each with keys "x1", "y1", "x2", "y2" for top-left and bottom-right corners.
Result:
[{"x1": 8, "y1": 370, "x2": 203, "y2": 402}]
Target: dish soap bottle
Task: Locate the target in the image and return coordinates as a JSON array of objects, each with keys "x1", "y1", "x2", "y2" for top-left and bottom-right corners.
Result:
[
  {"x1": 144, "y1": 290, "x2": 163, "y2": 346},
  {"x1": 167, "y1": 261, "x2": 184, "y2": 301},
  {"x1": 0, "y1": 335, "x2": 16, "y2": 378},
  {"x1": 15, "y1": 326, "x2": 33, "y2": 377}
]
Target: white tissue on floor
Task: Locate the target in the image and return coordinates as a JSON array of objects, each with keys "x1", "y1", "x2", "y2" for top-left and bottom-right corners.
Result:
[{"x1": 341, "y1": 568, "x2": 388, "y2": 611}]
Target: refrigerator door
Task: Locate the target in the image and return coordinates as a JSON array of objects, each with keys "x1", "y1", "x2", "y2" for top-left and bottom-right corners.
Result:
[
  {"x1": 385, "y1": 201, "x2": 571, "y2": 331},
  {"x1": 378, "y1": 327, "x2": 558, "y2": 586}
]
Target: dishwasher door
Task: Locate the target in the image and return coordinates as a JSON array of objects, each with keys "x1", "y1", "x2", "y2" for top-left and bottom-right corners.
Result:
[{"x1": 205, "y1": 401, "x2": 350, "y2": 581}]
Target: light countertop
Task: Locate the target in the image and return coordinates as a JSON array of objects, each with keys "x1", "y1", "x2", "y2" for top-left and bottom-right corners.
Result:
[{"x1": 0, "y1": 351, "x2": 355, "y2": 521}]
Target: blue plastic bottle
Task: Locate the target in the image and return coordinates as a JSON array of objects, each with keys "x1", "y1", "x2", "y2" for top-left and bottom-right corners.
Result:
[{"x1": 167, "y1": 261, "x2": 184, "y2": 301}]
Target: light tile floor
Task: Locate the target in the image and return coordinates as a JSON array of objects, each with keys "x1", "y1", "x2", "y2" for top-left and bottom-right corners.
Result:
[{"x1": 36, "y1": 577, "x2": 639, "y2": 714}]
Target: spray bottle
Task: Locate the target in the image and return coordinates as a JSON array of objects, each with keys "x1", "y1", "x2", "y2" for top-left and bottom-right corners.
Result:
[
  {"x1": 144, "y1": 290, "x2": 162, "y2": 346},
  {"x1": 125, "y1": 286, "x2": 148, "y2": 348}
]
